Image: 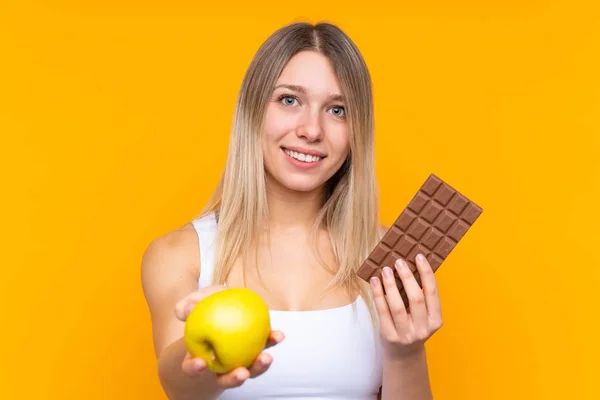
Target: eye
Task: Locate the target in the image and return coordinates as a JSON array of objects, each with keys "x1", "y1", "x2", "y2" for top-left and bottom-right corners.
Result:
[
  {"x1": 329, "y1": 106, "x2": 346, "y2": 118},
  {"x1": 279, "y1": 95, "x2": 299, "y2": 107}
]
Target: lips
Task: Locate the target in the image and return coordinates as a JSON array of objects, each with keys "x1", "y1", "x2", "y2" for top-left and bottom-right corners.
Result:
[
  {"x1": 281, "y1": 148, "x2": 322, "y2": 162},
  {"x1": 280, "y1": 146, "x2": 327, "y2": 158},
  {"x1": 281, "y1": 147, "x2": 324, "y2": 169}
]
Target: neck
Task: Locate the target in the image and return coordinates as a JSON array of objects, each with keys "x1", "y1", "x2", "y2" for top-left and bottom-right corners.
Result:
[{"x1": 263, "y1": 175, "x2": 325, "y2": 235}]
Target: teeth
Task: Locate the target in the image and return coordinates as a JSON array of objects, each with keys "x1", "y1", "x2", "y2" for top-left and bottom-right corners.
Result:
[{"x1": 284, "y1": 149, "x2": 321, "y2": 163}]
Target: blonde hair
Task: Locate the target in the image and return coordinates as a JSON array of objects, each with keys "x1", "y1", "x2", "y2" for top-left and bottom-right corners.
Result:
[{"x1": 196, "y1": 21, "x2": 386, "y2": 327}]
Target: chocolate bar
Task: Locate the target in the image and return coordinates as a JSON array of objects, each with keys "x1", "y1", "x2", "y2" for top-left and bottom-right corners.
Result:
[{"x1": 357, "y1": 173, "x2": 483, "y2": 305}]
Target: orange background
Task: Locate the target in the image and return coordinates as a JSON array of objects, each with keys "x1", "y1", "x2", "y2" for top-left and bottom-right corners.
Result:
[{"x1": 1, "y1": 1, "x2": 599, "y2": 399}]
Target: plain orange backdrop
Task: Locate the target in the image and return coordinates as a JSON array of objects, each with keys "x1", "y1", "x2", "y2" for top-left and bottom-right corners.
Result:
[{"x1": 1, "y1": 1, "x2": 599, "y2": 399}]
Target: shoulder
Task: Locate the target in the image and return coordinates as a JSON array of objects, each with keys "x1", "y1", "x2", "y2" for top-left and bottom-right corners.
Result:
[
  {"x1": 153, "y1": 222, "x2": 199, "y2": 250},
  {"x1": 141, "y1": 223, "x2": 201, "y2": 286},
  {"x1": 140, "y1": 223, "x2": 203, "y2": 358}
]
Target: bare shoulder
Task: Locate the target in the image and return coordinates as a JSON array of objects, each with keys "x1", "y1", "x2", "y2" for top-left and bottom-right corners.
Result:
[
  {"x1": 141, "y1": 223, "x2": 200, "y2": 283},
  {"x1": 140, "y1": 222, "x2": 201, "y2": 356},
  {"x1": 140, "y1": 222, "x2": 201, "y2": 313}
]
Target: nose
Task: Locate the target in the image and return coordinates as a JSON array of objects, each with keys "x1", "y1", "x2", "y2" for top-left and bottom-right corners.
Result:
[{"x1": 297, "y1": 108, "x2": 323, "y2": 141}]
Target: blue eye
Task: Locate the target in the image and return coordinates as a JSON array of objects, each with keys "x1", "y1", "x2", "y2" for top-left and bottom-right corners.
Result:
[
  {"x1": 280, "y1": 95, "x2": 299, "y2": 106},
  {"x1": 329, "y1": 106, "x2": 345, "y2": 118}
]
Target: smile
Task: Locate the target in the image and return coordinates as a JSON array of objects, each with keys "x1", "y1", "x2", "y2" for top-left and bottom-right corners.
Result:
[
  {"x1": 282, "y1": 148, "x2": 323, "y2": 163},
  {"x1": 281, "y1": 148, "x2": 325, "y2": 170}
]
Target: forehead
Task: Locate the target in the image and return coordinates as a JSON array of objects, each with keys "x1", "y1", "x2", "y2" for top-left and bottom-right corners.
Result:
[{"x1": 276, "y1": 51, "x2": 342, "y2": 94}]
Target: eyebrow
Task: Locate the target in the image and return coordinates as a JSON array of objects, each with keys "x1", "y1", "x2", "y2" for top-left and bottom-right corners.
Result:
[{"x1": 274, "y1": 84, "x2": 344, "y2": 102}]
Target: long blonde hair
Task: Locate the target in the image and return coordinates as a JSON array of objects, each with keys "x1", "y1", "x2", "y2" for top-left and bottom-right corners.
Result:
[{"x1": 196, "y1": 21, "x2": 386, "y2": 326}]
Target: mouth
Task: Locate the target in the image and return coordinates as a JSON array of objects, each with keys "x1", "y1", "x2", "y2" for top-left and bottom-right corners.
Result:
[{"x1": 280, "y1": 147, "x2": 327, "y2": 163}]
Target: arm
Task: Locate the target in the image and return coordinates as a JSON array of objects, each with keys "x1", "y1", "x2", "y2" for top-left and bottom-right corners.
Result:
[
  {"x1": 381, "y1": 346, "x2": 433, "y2": 400},
  {"x1": 370, "y1": 254, "x2": 443, "y2": 400},
  {"x1": 158, "y1": 338, "x2": 224, "y2": 400},
  {"x1": 141, "y1": 230, "x2": 225, "y2": 400}
]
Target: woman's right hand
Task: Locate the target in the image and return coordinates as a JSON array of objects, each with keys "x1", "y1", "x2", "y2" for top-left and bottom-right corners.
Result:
[{"x1": 174, "y1": 285, "x2": 285, "y2": 389}]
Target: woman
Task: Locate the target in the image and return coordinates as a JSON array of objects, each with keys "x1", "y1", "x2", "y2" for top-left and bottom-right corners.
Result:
[{"x1": 141, "y1": 21, "x2": 443, "y2": 399}]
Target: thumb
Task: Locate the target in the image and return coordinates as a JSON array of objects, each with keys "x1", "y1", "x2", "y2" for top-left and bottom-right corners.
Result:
[{"x1": 175, "y1": 285, "x2": 227, "y2": 321}]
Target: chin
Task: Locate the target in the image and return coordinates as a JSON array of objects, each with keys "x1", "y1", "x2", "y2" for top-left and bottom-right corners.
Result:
[
  {"x1": 273, "y1": 174, "x2": 327, "y2": 193},
  {"x1": 282, "y1": 179, "x2": 325, "y2": 193}
]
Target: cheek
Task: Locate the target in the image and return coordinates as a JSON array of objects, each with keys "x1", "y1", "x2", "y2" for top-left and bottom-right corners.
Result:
[
  {"x1": 263, "y1": 105, "x2": 295, "y2": 142},
  {"x1": 327, "y1": 124, "x2": 350, "y2": 155}
]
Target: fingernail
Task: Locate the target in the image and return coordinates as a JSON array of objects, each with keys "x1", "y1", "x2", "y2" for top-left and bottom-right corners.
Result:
[
  {"x1": 370, "y1": 277, "x2": 379, "y2": 286},
  {"x1": 395, "y1": 259, "x2": 406, "y2": 269},
  {"x1": 383, "y1": 267, "x2": 392, "y2": 277},
  {"x1": 417, "y1": 254, "x2": 426, "y2": 262}
]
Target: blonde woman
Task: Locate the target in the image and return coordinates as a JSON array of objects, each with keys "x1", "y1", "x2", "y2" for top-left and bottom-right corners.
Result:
[{"x1": 142, "y1": 21, "x2": 443, "y2": 400}]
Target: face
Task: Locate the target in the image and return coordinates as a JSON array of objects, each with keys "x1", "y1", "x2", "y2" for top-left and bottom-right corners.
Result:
[{"x1": 262, "y1": 50, "x2": 350, "y2": 194}]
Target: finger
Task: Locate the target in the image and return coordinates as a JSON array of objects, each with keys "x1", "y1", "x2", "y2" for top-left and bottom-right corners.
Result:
[
  {"x1": 181, "y1": 352, "x2": 207, "y2": 376},
  {"x1": 415, "y1": 254, "x2": 443, "y2": 323},
  {"x1": 265, "y1": 330, "x2": 285, "y2": 349},
  {"x1": 216, "y1": 367, "x2": 250, "y2": 388},
  {"x1": 175, "y1": 294, "x2": 205, "y2": 321},
  {"x1": 174, "y1": 299, "x2": 195, "y2": 322},
  {"x1": 395, "y1": 258, "x2": 428, "y2": 327},
  {"x1": 369, "y1": 275, "x2": 396, "y2": 335},
  {"x1": 175, "y1": 286, "x2": 226, "y2": 321},
  {"x1": 248, "y1": 352, "x2": 273, "y2": 378},
  {"x1": 381, "y1": 265, "x2": 409, "y2": 326}
]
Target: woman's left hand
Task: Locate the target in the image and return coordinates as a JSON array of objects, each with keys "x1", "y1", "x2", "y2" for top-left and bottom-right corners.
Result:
[{"x1": 370, "y1": 254, "x2": 444, "y2": 359}]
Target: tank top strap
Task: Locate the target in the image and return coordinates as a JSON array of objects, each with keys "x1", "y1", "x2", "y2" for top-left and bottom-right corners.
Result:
[{"x1": 191, "y1": 212, "x2": 218, "y2": 288}]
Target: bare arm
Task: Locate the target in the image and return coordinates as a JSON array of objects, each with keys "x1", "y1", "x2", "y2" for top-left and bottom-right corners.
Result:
[
  {"x1": 381, "y1": 346, "x2": 433, "y2": 400},
  {"x1": 157, "y1": 338, "x2": 224, "y2": 400},
  {"x1": 370, "y1": 253, "x2": 442, "y2": 400},
  {"x1": 141, "y1": 230, "x2": 225, "y2": 400}
]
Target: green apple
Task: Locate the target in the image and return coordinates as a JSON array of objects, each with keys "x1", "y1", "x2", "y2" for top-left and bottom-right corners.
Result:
[{"x1": 183, "y1": 287, "x2": 271, "y2": 374}]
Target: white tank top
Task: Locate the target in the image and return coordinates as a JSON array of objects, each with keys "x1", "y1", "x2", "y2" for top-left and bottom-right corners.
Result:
[{"x1": 192, "y1": 212, "x2": 384, "y2": 399}]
